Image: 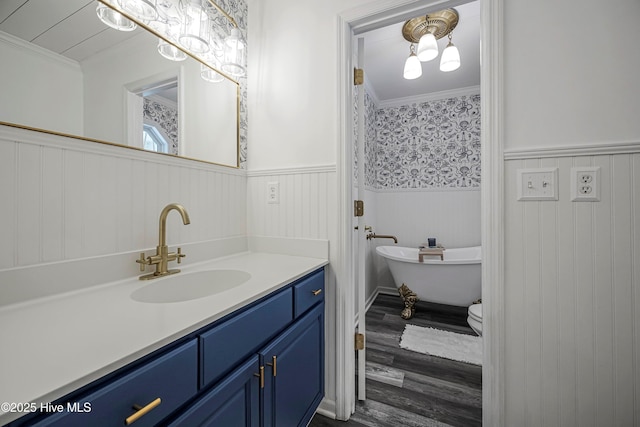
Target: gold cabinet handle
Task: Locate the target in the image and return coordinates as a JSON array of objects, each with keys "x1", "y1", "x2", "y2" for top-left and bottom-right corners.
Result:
[
  {"x1": 254, "y1": 366, "x2": 264, "y2": 388},
  {"x1": 266, "y1": 355, "x2": 277, "y2": 377},
  {"x1": 125, "y1": 397, "x2": 161, "y2": 425},
  {"x1": 312, "y1": 289, "x2": 322, "y2": 296}
]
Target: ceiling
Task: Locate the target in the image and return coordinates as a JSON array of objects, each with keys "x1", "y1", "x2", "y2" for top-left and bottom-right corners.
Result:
[
  {"x1": 1, "y1": 0, "x2": 480, "y2": 105},
  {"x1": 0, "y1": 0, "x2": 145, "y2": 62},
  {"x1": 359, "y1": 1, "x2": 480, "y2": 104}
]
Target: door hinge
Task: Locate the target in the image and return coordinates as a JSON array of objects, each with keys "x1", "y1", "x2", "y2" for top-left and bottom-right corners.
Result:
[
  {"x1": 355, "y1": 333, "x2": 365, "y2": 350},
  {"x1": 354, "y1": 68, "x2": 364, "y2": 86},
  {"x1": 354, "y1": 200, "x2": 364, "y2": 217}
]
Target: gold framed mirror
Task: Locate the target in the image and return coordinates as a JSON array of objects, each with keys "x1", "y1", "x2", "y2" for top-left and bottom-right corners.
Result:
[{"x1": 0, "y1": 0, "x2": 242, "y2": 168}]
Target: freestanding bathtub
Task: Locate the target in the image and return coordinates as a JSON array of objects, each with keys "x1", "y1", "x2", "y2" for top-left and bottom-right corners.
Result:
[{"x1": 376, "y1": 245, "x2": 481, "y2": 307}]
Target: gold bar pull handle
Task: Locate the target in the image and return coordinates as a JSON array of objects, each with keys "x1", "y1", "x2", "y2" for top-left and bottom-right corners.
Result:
[
  {"x1": 125, "y1": 397, "x2": 161, "y2": 425},
  {"x1": 254, "y1": 366, "x2": 264, "y2": 388},
  {"x1": 312, "y1": 289, "x2": 322, "y2": 296},
  {"x1": 266, "y1": 355, "x2": 277, "y2": 377}
]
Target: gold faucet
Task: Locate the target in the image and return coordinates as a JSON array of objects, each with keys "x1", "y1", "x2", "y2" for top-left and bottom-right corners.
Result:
[
  {"x1": 136, "y1": 203, "x2": 191, "y2": 280},
  {"x1": 366, "y1": 233, "x2": 398, "y2": 244}
]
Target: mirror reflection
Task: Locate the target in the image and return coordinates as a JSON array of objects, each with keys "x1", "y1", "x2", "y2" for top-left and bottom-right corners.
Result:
[{"x1": 0, "y1": 0, "x2": 240, "y2": 168}]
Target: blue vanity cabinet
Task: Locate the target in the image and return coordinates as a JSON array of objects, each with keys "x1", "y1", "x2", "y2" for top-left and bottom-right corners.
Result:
[
  {"x1": 261, "y1": 303, "x2": 325, "y2": 427},
  {"x1": 199, "y1": 287, "x2": 293, "y2": 388},
  {"x1": 11, "y1": 267, "x2": 325, "y2": 427},
  {"x1": 167, "y1": 355, "x2": 261, "y2": 426}
]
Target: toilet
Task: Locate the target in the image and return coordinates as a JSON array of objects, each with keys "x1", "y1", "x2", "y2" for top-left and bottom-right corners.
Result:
[{"x1": 467, "y1": 303, "x2": 483, "y2": 336}]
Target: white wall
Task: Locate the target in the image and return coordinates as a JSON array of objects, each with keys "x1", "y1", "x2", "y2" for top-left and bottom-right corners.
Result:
[
  {"x1": 503, "y1": 0, "x2": 640, "y2": 424},
  {"x1": 0, "y1": 31, "x2": 83, "y2": 136},
  {"x1": 504, "y1": 1, "x2": 640, "y2": 151},
  {"x1": 248, "y1": 0, "x2": 374, "y2": 170}
]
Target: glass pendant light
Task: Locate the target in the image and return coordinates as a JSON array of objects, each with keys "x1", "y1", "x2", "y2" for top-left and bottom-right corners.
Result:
[
  {"x1": 403, "y1": 44, "x2": 422, "y2": 80},
  {"x1": 158, "y1": 38, "x2": 187, "y2": 61},
  {"x1": 222, "y1": 28, "x2": 245, "y2": 77},
  {"x1": 416, "y1": 31, "x2": 438, "y2": 62},
  {"x1": 96, "y1": 2, "x2": 137, "y2": 31},
  {"x1": 119, "y1": 0, "x2": 158, "y2": 21},
  {"x1": 439, "y1": 33, "x2": 460, "y2": 72},
  {"x1": 179, "y1": 0, "x2": 211, "y2": 54},
  {"x1": 201, "y1": 63, "x2": 224, "y2": 83}
]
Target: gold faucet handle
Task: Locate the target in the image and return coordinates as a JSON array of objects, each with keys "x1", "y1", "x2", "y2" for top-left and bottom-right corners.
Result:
[
  {"x1": 136, "y1": 252, "x2": 148, "y2": 271},
  {"x1": 176, "y1": 247, "x2": 186, "y2": 264}
]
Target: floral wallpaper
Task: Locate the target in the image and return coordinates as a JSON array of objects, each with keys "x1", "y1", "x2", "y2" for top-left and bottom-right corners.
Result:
[
  {"x1": 203, "y1": 0, "x2": 247, "y2": 167},
  {"x1": 372, "y1": 94, "x2": 481, "y2": 189},
  {"x1": 353, "y1": 89, "x2": 378, "y2": 187},
  {"x1": 143, "y1": 98, "x2": 179, "y2": 155}
]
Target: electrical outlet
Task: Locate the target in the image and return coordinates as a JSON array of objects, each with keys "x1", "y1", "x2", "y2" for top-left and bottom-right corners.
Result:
[
  {"x1": 267, "y1": 181, "x2": 280, "y2": 204},
  {"x1": 571, "y1": 167, "x2": 600, "y2": 202}
]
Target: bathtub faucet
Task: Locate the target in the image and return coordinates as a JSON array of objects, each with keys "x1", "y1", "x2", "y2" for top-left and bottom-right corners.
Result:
[{"x1": 366, "y1": 233, "x2": 398, "y2": 244}]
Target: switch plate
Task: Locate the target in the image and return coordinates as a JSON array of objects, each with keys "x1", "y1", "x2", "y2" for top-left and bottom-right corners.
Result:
[
  {"x1": 571, "y1": 166, "x2": 600, "y2": 202},
  {"x1": 267, "y1": 181, "x2": 280, "y2": 204},
  {"x1": 517, "y1": 168, "x2": 558, "y2": 201}
]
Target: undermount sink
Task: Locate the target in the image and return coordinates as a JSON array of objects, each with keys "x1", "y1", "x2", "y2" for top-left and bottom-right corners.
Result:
[{"x1": 131, "y1": 269, "x2": 252, "y2": 303}]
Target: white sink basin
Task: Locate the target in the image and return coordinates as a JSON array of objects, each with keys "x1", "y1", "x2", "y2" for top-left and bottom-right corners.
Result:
[{"x1": 131, "y1": 269, "x2": 252, "y2": 303}]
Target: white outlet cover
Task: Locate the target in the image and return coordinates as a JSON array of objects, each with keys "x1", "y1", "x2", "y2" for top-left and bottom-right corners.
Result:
[
  {"x1": 517, "y1": 168, "x2": 559, "y2": 201},
  {"x1": 571, "y1": 166, "x2": 600, "y2": 202},
  {"x1": 267, "y1": 181, "x2": 280, "y2": 204}
]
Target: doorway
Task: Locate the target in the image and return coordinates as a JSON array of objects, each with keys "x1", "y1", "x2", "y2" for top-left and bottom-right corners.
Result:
[{"x1": 336, "y1": 0, "x2": 504, "y2": 424}]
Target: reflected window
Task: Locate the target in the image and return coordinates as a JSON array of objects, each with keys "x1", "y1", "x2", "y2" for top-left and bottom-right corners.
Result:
[{"x1": 143, "y1": 124, "x2": 169, "y2": 153}]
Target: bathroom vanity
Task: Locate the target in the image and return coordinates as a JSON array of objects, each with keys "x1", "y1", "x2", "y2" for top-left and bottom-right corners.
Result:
[{"x1": 0, "y1": 251, "x2": 326, "y2": 427}]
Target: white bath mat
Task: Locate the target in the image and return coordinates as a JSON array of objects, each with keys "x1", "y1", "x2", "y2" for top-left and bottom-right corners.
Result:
[{"x1": 400, "y1": 324, "x2": 482, "y2": 365}]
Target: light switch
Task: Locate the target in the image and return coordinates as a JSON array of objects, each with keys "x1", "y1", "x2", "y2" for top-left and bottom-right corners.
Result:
[{"x1": 517, "y1": 168, "x2": 558, "y2": 201}]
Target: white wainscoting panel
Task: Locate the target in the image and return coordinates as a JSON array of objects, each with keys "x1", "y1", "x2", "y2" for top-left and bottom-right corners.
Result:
[
  {"x1": 504, "y1": 153, "x2": 640, "y2": 426},
  {"x1": 0, "y1": 128, "x2": 247, "y2": 270},
  {"x1": 246, "y1": 167, "x2": 336, "y2": 239}
]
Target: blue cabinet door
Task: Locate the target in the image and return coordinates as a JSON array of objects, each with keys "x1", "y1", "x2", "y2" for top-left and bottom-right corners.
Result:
[
  {"x1": 261, "y1": 303, "x2": 324, "y2": 427},
  {"x1": 168, "y1": 355, "x2": 260, "y2": 427},
  {"x1": 28, "y1": 340, "x2": 198, "y2": 427}
]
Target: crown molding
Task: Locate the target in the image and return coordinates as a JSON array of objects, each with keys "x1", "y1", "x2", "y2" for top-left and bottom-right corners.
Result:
[{"x1": 378, "y1": 85, "x2": 480, "y2": 108}]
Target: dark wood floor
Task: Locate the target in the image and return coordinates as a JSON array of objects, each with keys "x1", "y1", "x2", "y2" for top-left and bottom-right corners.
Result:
[{"x1": 310, "y1": 293, "x2": 482, "y2": 427}]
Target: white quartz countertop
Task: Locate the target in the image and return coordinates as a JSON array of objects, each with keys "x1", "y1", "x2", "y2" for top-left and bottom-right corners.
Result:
[{"x1": 0, "y1": 251, "x2": 327, "y2": 425}]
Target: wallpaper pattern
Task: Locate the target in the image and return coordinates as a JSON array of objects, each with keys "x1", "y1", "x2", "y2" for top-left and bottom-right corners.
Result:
[
  {"x1": 374, "y1": 94, "x2": 481, "y2": 189},
  {"x1": 143, "y1": 98, "x2": 179, "y2": 155},
  {"x1": 214, "y1": 0, "x2": 247, "y2": 167}
]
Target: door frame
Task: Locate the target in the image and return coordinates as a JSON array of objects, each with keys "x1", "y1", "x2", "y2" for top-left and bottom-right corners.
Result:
[{"x1": 335, "y1": 0, "x2": 505, "y2": 424}]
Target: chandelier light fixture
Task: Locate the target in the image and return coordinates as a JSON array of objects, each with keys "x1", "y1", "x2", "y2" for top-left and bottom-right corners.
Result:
[
  {"x1": 402, "y1": 8, "x2": 460, "y2": 79},
  {"x1": 96, "y1": 0, "x2": 245, "y2": 82}
]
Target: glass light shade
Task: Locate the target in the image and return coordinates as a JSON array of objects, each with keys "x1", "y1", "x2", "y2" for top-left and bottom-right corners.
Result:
[
  {"x1": 416, "y1": 32, "x2": 438, "y2": 62},
  {"x1": 440, "y1": 41, "x2": 460, "y2": 72},
  {"x1": 119, "y1": 0, "x2": 158, "y2": 21},
  {"x1": 158, "y1": 38, "x2": 187, "y2": 61},
  {"x1": 179, "y1": 0, "x2": 211, "y2": 54},
  {"x1": 221, "y1": 28, "x2": 245, "y2": 77},
  {"x1": 96, "y1": 3, "x2": 137, "y2": 31},
  {"x1": 403, "y1": 52, "x2": 422, "y2": 80},
  {"x1": 201, "y1": 63, "x2": 224, "y2": 83}
]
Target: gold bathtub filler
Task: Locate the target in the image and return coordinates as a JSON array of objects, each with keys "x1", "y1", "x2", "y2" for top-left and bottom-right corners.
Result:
[{"x1": 136, "y1": 203, "x2": 191, "y2": 280}]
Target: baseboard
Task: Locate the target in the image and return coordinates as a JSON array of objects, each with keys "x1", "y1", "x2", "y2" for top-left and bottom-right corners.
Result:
[
  {"x1": 315, "y1": 398, "x2": 337, "y2": 420},
  {"x1": 354, "y1": 286, "x2": 399, "y2": 326}
]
